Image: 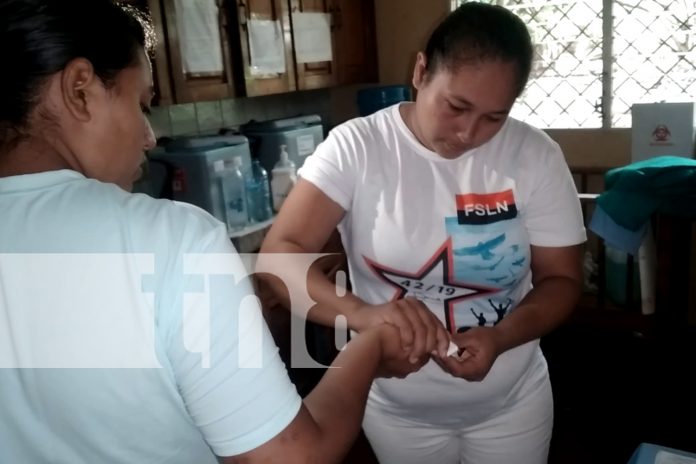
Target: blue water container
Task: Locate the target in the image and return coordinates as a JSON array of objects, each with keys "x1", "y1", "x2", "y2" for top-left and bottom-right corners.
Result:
[
  {"x1": 357, "y1": 85, "x2": 412, "y2": 116},
  {"x1": 245, "y1": 159, "x2": 273, "y2": 223},
  {"x1": 240, "y1": 115, "x2": 324, "y2": 175},
  {"x1": 147, "y1": 135, "x2": 252, "y2": 224},
  {"x1": 219, "y1": 156, "x2": 249, "y2": 231}
]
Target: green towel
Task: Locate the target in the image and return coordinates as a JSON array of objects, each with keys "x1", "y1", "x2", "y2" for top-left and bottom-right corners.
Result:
[{"x1": 596, "y1": 156, "x2": 696, "y2": 231}]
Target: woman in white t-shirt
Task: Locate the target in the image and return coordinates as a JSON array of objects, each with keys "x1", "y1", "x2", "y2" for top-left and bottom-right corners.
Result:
[
  {"x1": 261, "y1": 3, "x2": 586, "y2": 463},
  {"x1": 0, "y1": 1, "x2": 424, "y2": 462}
]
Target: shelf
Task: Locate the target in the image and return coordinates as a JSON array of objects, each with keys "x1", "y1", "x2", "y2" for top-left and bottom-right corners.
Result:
[
  {"x1": 228, "y1": 216, "x2": 277, "y2": 253},
  {"x1": 228, "y1": 216, "x2": 276, "y2": 239}
]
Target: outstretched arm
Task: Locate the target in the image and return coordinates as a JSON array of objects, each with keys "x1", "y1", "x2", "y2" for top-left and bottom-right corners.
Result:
[
  {"x1": 221, "y1": 324, "x2": 422, "y2": 464},
  {"x1": 258, "y1": 179, "x2": 450, "y2": 359}
]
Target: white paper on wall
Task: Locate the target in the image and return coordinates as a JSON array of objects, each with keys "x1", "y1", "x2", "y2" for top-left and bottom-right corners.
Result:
[
  {"x1": 292, "y1": 12, "x2": 333, "y2": 63},
  {"x1": 296, "y1": 134, "x2": 316, "y2": 157},
  {"x1": 248, "y1": 19, "x2": 287, "y2": 76},
  {"x1": 174, "y1": 0, "x2": 224, "y2": 75}
]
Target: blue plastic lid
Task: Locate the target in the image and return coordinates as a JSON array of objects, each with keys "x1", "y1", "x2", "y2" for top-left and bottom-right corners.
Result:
[
  {"x1": 357, "y1": 85, "x2": 412, "y2": 116},
  {"x1": 240, "y1": 114, "x2": 322, "y2": 133},
  {"x1": 164, "y1": 135, "x2": 248, "y2": 152},
  {"x1": 357, "y1": 85, "x2": 411, "y2": 103}
]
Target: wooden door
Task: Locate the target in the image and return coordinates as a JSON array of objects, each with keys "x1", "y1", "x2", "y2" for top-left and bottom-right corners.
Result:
[
  {"x1": 333, "y1": 0, "x2": 378, "y2": 85},
  {"x1": 161, "y1": 0, "x2": 237, "y2": 103},
  {"x1": 289, "y1": 0, "x2": 336, "y2": 90},
  {"x1": 234, "y1": 0, "x2": 297, "y2": 96}
]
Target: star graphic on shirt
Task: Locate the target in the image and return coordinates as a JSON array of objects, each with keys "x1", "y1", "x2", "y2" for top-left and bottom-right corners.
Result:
[{"x1": 364, "y1": 238, "x2": 499, "y2": 333}]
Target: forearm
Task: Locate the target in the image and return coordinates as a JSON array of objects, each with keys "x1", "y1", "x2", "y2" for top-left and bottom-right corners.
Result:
[
  {"x1": 303, "y1": 329, "x2": 381, "y2": 463},
  {"x1": 258, "y1": 241, "x2": 366, "y2": 329},
  {"x1": 492, "y1": 276, "x2": 582, "y2": 353}
]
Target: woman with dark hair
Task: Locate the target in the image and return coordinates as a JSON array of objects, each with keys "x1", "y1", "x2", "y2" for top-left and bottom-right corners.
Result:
[
  {"x1": 0, "y1": 1, "x2": 422, "y2": 463},
  {"x1": 261, "y1": 3, "x2": 586, "y2": 463}
]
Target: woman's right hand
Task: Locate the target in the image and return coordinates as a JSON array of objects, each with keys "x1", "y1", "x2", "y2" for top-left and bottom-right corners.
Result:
[
  {"x1": 371, "y1": 323, "x2": 427, "y2": 378},
  {"x1": 351, "y1": 297, "x2": 451, "y2": 363}
]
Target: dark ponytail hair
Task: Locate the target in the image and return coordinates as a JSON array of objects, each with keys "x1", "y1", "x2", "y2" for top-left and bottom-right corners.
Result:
[
  {"x1": 0, "y1": 0, "x2": 154, "y2": 144},
  {"x1": 424, "y1": 2, "x2": 533, "y2": 97}
]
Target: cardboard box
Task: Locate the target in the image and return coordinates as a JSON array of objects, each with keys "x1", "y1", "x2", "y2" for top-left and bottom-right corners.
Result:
[{"x1": 631, "y1": 102, "x2": 696, "y2": 163}]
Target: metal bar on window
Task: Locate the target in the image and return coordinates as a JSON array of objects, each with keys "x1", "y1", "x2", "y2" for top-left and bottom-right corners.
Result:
[{"x1": 602, "y1": 0, "x2": 613, "y2": 129}]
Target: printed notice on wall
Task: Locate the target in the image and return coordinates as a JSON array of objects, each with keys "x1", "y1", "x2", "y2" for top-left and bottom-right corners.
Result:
[
  {"x1": 297, "y1": 134, "x2": 316, "y2": 157},
  {"x1": 174, "y1": 0, "x2": 224, "y2": 75},
  {"x1": 292, "y1": 13, "x2": 333, "y2": 63},
  {"x1": 248, "y1": 19, "x2": 287, "y2": 76}
]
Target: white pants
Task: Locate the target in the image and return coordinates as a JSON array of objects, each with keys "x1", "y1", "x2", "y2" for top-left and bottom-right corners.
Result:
[{"x1": 362, "y1": 374, "x2": 553, "y2": 464}]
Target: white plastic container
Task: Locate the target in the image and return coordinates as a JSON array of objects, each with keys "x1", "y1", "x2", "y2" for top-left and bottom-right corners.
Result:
[{"x1": 271, "y1": 145, "x2": 297, "y2": 212}]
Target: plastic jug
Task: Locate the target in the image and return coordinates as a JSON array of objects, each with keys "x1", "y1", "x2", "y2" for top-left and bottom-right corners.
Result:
[
  {"x1": 271, "y1": 145, "x2": 297, "y2": 212},
  {"x1": 219, "y1": 156, "x2": 248, "y2": 231},
  {"x1": 245, "y1": 159, "x2": 273, "y2": 223}
]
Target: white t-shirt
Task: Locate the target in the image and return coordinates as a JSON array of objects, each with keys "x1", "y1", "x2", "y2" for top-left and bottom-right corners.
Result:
[
  {"x1": 0, "y1": 170, "x2": 301, "y2": 463},
  {"x1": 300, "y1": 104, "x2": 585, "y2": 423}
]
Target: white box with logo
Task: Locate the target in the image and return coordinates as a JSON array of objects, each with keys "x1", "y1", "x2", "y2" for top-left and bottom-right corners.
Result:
[{"x1": 631, "y1": 102, "x2": 696, "y2": 163}]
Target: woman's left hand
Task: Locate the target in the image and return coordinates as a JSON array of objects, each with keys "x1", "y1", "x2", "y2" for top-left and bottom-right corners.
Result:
[{"x1": 432, "y1": 327, "x2": 503, "y2": 382}]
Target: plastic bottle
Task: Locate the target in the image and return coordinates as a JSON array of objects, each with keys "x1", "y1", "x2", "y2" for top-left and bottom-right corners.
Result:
[
  {"x1": 271, "y1": 145, "x2": 297, "y2": 212},
  {"x1": 219, "y1": 156, "x2": 248, "y2": 231},
  {"x1": 245, "y1": 159, "x2": 273, "y2": 223}
]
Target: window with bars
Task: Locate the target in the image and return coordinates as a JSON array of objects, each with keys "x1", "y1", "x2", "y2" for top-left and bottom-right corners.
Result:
[{"x1": 451, "y1": 0, "x2": 696, "y2": 128}]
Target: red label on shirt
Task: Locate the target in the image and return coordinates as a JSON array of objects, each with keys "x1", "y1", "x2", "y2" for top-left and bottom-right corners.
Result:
[{"x1": 456, "y1": 190, "x2": 517, "y2": 225}]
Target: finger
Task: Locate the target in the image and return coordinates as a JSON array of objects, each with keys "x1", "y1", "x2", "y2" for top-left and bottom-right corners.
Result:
[
  {"x1": 410, "y1": 300, "x2": 439, "y2": 356},
  {"x1": 416, "y1": 301, "x2": 450, "y2": 358},
  {"x1": 452, "y1": 331, "x2": 478, "y2": 354},
  {"x1": 409, "y1": 302, "x2": 451, "y2": 358},
  {"x1": 453, "y1": 347, "x2": 490, "y2": 381},
  {"x1": 446, "y1": 334, "x2": 466, "y2": 359},
  {"x1": 379, "y1": 324, "x2": 410, "y2": 362},
  {"x1": 442, "y1": 355, "x2": 481, "y2": 381},
  {"x1": 399, "y1": 299, "x2": 428, "y2": 363},
  {"x1": 437, "y1": 354, "x2": 479, "y2": 379},
  {"x1": 455, "y1": 349, "x2": 472, "y2": 361},
  {"x1": 385, "y1": 304, "x2": 415, "y2": 352},
  {"x1": 431, "y1": 354, "x2": 452, "y2": 375},
  {"x1": 445, "y1": 340, "x2": 460, "y2": 357},
  {"x1": 433, "y1": 319, "x2": 452, "y2": 358},
  {"x1": 413, "y1": 354, "x2": 429, "y2": 371},
  {"x1": 397, "y1": 357, "x2": 425, "y2": 378},
  {"x1": 453, "y1": 339, "x2": 474, "y2": 360}
]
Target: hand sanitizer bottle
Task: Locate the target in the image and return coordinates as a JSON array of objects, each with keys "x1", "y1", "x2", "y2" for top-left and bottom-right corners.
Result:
[{"x1": 271, "y1": 145, "x2": 297, "y2": 212}]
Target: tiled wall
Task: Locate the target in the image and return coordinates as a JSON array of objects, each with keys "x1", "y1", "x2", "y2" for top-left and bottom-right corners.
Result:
[{"x1": 148, "y1": 89, "x2": 332, "y2": 140}]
